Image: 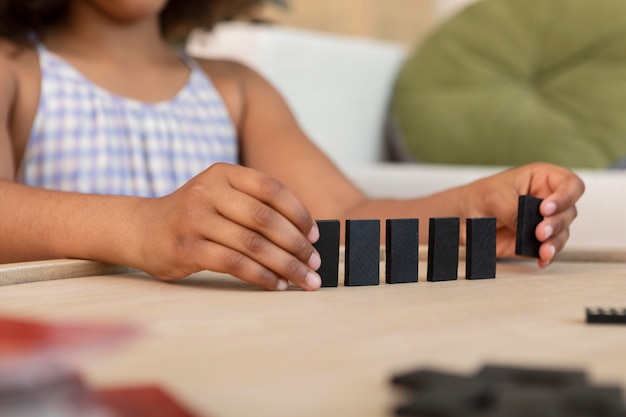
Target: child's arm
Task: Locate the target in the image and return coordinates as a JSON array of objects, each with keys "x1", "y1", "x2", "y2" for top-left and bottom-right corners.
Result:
[
  {"x1": 226, "y1": 62, "x2": 585, "y2": 268},
  {"x1": 0, "y1": 58, "x2": 321, "y2": 291}
]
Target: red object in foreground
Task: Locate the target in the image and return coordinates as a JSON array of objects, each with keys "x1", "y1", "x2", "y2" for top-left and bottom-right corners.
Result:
[
  {"x1": 0, "y1": 316, "x2": 137, "y2": 372},
  {"x1": 97, "y1": 385, "x2": 204, "y2": 417}
]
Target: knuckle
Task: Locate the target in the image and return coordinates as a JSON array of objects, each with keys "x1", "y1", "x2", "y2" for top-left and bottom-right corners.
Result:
[
  {"x1": 242, "y1": 230, "x2": 268, "y2": 253},
  {"x1": 251, "y1": 204, "x2": 276, "y2": 228},
  {"x1": 293, "y1": 237, "x2": 313, "y2": 260},
  {"x1": 255, "y1": 268, "x2": 279, "y2": 289},
  {"x1": 220, "y1": 251, "x2": 247, "y2": 274},
  {"x1": 258, "y1": 175, "x2": 285, "y2": 199},
  {"x1": 206, "y1": 161, "x2": 230, "y2": 176},
  {"x1": 283, "y1": 258, "x2": 305, "y2": 280},
  {"x1": 296, "y1": 207, "x2": 314, "y2": 229}
]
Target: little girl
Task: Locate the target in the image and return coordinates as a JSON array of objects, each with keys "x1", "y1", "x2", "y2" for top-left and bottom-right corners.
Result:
[{"x1": 0, "y1": 0, "x2": 584, "y2": 291}]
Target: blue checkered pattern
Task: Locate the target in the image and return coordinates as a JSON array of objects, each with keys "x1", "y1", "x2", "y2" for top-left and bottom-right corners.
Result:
[{"x1": 17, "y1": 45, "x2": 238, "y2": 197}]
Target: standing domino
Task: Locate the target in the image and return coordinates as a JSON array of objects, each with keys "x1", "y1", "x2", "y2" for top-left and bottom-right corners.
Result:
[
  {"x1": 313, "y1": 220, "x2": 341, "y2": 287},
  {"x1": 515, "y1": 195, "x2": 544, "y2": 258},
  {"x1": 427, "y1": 218, "x2": 460, "y2": 282},
  {"x1": 466, "y1": 217, "x2": 496, "y2": 280},
  {"x1": 345, "y1": 219, "x2": 380, "y2": 286},
  {"x1": 386, "y1": 219, "x2": 419, "y2": 284}
]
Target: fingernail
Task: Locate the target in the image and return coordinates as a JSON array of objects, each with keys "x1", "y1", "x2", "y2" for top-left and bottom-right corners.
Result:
[
  {"x1": 305, "y1": 271, "x2": 322, "y2": 289},
  {"x1": 546, "y1": 244, "x2": 556, "y2": 261},
  {"x1": 307, "y1": 224, "x2": 320, "y2": 243},
  {"x1": 543, "y1": 201, "x2": 557, "y2": 216},
  {"x1": 308, "y1": 252, "x2": 322, "y2": 271},
  {"x1": 543, "y1": 225, "x2": 553, "y2": 240},
  {"x1": 276, "y1": 279, "x2": 289, "y2": 291}
]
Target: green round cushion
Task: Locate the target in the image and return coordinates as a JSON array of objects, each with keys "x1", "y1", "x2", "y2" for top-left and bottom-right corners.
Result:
[{"x1": 390, "y1": 0, "x2": 626, "y2": 168}]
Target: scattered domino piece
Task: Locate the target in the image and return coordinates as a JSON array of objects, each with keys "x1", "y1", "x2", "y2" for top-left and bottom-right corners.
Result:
[
  {"x1": 475, "y1": 364, "x2": 588, "y2": 387},
  {"x1": 345, "y1": 219, "x2": 380, "y2": 287},
  {"x1": 386, "y1": 219, "x2": 419, "y2": 284},
  {"x1": 313, "y1": 220, "x2": 341, "y2": 288},
  {"x1": 515, "y1": 195, "x2": 543, "y2": 258},
  {"x1": 391, "y1": 364, "x2": 625, "y2": 417},
  {"x1": 427, "y1": 217, "x2": 460, "y2": 282},
  {"x1": 586, "y1": 307, "x2": 626, "y2": 324},
  {"x1": 465, "y1": 217, "x2": 496, "y2": 280}
]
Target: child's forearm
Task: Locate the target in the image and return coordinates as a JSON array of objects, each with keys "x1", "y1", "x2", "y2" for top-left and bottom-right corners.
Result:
[
  {"x1": 336, "y1": 187, "x2": 465, "y2": 245},
  {"x1": 0, "y1": 179, "x2": 148, "y2": 267}
]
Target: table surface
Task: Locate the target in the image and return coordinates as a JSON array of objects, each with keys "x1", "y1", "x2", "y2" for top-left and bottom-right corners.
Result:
[{"x1": 1, "y1": 250, "x2": 626, "y2": 417}]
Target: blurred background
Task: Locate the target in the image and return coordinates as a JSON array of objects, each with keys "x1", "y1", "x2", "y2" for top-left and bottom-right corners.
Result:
[
  {"x1": 251, "y1": 0, "x2": 476, "y2": 46},
  {"x1": 257, "y1": 0, "x2": 431, "y2": 46},
  {"x1": 188, "y1": 0, "x2": 626, "y2": 248}
]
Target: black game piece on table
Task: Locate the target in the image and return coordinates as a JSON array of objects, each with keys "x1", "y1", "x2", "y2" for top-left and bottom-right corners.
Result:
[
  {"x1": 465, "y1": 218, "x2": 496, "y2": 280},
  {"x1": 391, "y1": 364, "x2": 626, "y2": 417},
  {"x1": 386, "y1": 219, "x2": 419, "y2": 284},
  {"x1": 475, "y1": 364, "x2": 588, "y2": 387},
  {"x1": 427, "y1": 217, "x2": 460, "y2": 282},
  {"x1": 586, "y1": 308, "x2": 626, "y2": 324},
  {"x1": 312, "y1": 220, "x2": 340, "y2": 288},
  {"x1": 515, "y1": 195, "x2": 544, "y2": 258},
  {"x1": 345, "y1": 219, "x2": 380, "y2": 287}
]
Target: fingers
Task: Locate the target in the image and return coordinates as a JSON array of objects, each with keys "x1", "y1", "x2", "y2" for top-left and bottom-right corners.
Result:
[
  {"x1": 535, "y1": 203, "x2": 577, "y2": 268},
  {"x1": 223, "y1": 164, "x2": 319, "y2": 243},
  {"x1": 191, "y1": 241, "x2": 290, "y2": 291},
  {"x1": 463, "y1": 163, "x2": 584, "y2": 264},
  {"x1": 186, "y1": 163, "x2": 321, "y2": 290},
  {"x1": 538, "y1": 170, "x2": 585, "y2": 218},
  {"x1": 532, "y1": 165, "x2": 583, "y2": 267},
  {"x1": 214, "y1": 188, "x2": 318, "y2": 267},
  {"x1": 197, "y1": 216, "x2": 322, "y2": 291}
]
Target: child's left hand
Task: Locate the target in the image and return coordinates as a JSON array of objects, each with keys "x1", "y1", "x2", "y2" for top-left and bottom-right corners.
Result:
[{"x1": 457, "y1": 162, "x2": 585, "y2": 267}]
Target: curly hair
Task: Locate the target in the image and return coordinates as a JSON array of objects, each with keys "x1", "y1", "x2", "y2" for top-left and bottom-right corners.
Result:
[{"x1": 0, "y1": 0, "x2": 268, "y2": 44}]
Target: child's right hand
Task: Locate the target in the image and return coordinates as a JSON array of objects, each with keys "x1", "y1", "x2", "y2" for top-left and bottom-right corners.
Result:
[{"x1": 134, "y1": 163, "x2": 322, "y2": 291}]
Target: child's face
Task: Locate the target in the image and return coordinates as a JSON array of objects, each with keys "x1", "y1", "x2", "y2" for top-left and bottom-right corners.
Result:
[{"x1": 81, "y1": 0, "x2": 169, "y2": 22}]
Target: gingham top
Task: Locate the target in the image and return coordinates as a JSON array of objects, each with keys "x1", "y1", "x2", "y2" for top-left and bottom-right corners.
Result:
[{"x1": 17, "y1": 44, "x2": 238, "y2": 197}]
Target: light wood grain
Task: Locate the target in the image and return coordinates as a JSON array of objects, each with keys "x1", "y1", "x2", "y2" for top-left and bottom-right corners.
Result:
[
  {"x1": 0, "y1": 259, "x2": 135, "y2": 286},
  {"x1": 0, "y1": 246, "x2": 623, "y2": 288},
  {"x1": 1, "y1": 258, "x2": 626, "y2": 417}
]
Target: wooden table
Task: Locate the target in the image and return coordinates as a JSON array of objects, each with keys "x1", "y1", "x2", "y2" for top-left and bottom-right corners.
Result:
[{"x1": 1, "y1": 249, "x2": 626, "y2": 417}]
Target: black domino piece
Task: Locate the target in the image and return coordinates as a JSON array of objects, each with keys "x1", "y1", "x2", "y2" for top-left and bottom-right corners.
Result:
[
  {"x1": 427, "y1": 218, "x2": 460, "y2": 282},
  {"x1": 392, "y1": 369, "x2": 473, "y2": 391},
  {"x1": 476, "y1": 365, "x2": 588, "y2": 387},
  {"x1": 515, "y1": 195, "x2": 543, "y2": 258},
  {"x1": 465, "y1": 218, "x2": 496, "y2": 280},
  {"x1": 386, "y1": 219, "x2": 419, "y2": 284},
  {"x1": 345, "y1": 219, "x2": 380, "y2": 286},
  {"x1": 586, "y1": 308, "x2": 626, "y2": 324},
  {"x1": 313, "y1": 220, "x2": 340, "y2": 287},
  {"x1": 391, "y1": 364, "x2": 626, "y2": 417}
]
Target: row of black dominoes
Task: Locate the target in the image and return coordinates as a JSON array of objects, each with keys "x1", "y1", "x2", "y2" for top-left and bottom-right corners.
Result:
[
  {"x1": 314, "y1": 195, "x2": 545, "y2": 288},
  {"x1": 313, "y1": 217, "x2": 497, "y2": 288}
]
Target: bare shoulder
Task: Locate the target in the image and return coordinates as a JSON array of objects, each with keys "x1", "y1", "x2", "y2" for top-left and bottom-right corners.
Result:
[
  {"x1": 0, "y1": 40, "x2": 24, "y2": 116},
  {"x1": 0, "y1": 39, "x2": 38, "y2": 95},
  {"x1": 194, "y1": 58, "x2": 263, "y2": 129},
  {"x1": 0, "y1": 39, "x2": 20, "y2": 179},
  {"x1": 0, "y1": 40, "x2": 18, "y2": 86},
  {"x1": 0, "y1": 39, "x2": 37, "y2": 71},
  {"x1": 0, "y1": 39, "x2": 40, "y2": 179},
  {"x1": 195, "y1": 58, "x2": 258, "y2": 83}
]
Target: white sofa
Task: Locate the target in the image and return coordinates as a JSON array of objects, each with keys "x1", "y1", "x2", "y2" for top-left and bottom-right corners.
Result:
[{"x1": 187, "y1": 21, "x2": 626, "y2": 250}]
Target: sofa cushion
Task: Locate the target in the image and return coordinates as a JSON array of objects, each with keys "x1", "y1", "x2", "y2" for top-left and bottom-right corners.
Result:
[
  {"x1": 187, "y1": 23, "x2": 406, "y2": 165},
  {"x1": 390, "y1": 0, "x2": 626, "y2": 168}
]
